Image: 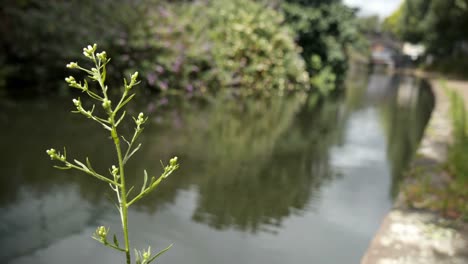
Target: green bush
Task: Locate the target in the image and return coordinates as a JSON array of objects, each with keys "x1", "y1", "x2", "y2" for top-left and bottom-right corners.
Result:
[
  {"x1": 2, "y1": 0, "x2": 310, "y2": 97},
  {"x1": 281, "y1": 1, "x2": 365, "y2": 93},
  {"x1": 447, "y1": 89, "x2": 468, "y2": 183},
  {"x1": 127, "y1": 0, "x2": 310, "y2": 97},
  {"x1": 1, "y1": 0, "x2": 145, "y2": 94},
  {"x1": 206, "y1": 0, "x2": 309, "y2": 96},
  {"x1": 424, "y1": 57, "x2": 468, "y2": 80}
]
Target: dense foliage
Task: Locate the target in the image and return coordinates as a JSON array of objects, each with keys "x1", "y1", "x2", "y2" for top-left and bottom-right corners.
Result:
[
  {"x1": 280, "y1": 0, "x2": 366, "y2": 94},
  {"x1": 1, "y1": 0, "x2": 364, "y2": 97},
  {"x1": 383, "y1": 0, "x2": 468, "y2": 57},
  {"x1": 447, "y1": 89, "x2": 468, "y2": 184},
  {"x1": 1, "y1": 0, "x2": 309, "y2": 97}
]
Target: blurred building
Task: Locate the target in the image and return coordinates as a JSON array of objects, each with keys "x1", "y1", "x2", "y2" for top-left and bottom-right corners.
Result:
[
  {"x1": 368, "y1": 34, "x2": 402, "y2": 69},
  {"x1": 402, "y1": 43, "x2": 425, "y2": 61}
]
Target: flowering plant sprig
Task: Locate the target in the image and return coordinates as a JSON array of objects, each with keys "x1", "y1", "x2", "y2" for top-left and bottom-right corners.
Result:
[{"x1": 47, "y1": 44, "x2": 179, "y2": 264}]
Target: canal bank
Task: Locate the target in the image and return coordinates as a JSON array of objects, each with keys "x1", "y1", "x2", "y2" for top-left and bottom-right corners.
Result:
[{"x1": 362, "y1": 77, "x2": 468, "y2": 264}]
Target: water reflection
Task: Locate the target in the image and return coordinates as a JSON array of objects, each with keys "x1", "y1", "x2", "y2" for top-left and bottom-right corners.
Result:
[
  {"x1": 189, "y1": 96, "x2": 345, "y2": 232},
  {"x1": 379, "y1": 77, "x2": 434, "y2": 197},
  {"x1": 0, "y1": 73, "x2": 434, "y2": 264}
]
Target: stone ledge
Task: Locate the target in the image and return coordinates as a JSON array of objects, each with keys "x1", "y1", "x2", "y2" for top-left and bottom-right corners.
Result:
[{"x1": 362, "y1": 78, "x2": 468, "y2": 264}]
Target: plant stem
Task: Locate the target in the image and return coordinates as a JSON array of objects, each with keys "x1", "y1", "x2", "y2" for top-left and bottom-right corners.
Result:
[{"x1": 111, "y1": 121, "x2": 131, "y2": 264}]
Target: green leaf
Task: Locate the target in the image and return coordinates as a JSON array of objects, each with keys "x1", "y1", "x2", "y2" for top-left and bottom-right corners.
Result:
[
  {"x1": 115, "y1": 93, "x2": 135, "y2": 113},
  {"x1": 135, "y1": 249, "x2": 142, "y2": 264},
  {"x1": 102, "y1": 64, "x2": 107, "y2": 83},
  {"x1": 141, "y1": 170, "x2": 148, "y2": 194},
  {"x1": 74, "y1": 159, "x2": 89, "y2": 171},
  {"x1": 127, "y1": 186, "x2": 135, "y2": 197},
  {"x1": 122, "y1": 136, "x2": 131, "y2": 146},
  {"x1": 148, "y1": 244, "x2": 173, "y2": 264},
  {"x1": 113, "y1": 234, "x2": 119, "y2": 247},
  {"x1": 115, "y1": 111, "x2": 126, "y2": 127},
  {"x1": 124, "y1": 143, "x2": 141, "y2": 164},
  {"x1": 53, "y1": 165, "x2": 71, "y2": 170}
]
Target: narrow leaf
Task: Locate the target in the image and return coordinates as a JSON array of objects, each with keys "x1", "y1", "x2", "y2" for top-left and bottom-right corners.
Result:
[
  {"x1": 116, "y1": 93, "x2": 135, "y2": 113},
  {"x1": 85, "y1": 157, "x2": 96, "y2": 173},
  {"x1": 124, "y1": 143, "x2": 141, "y2": 164},
  {"x1": 115, "y1": 111, "x2": 126, "y2": 127},
  {"x1": 53, "y1": 165, "x2": 71, "y2": 170},
  {"x1": 127, "y1": 186, "x2": 135, "y2": 197},
  {"x1": 148, "y1": 244, "x2": 173, "y2": 264},
  {"x1": 122, "y1": 136, "x2": 131, "y2": 146},
  {"x1": 141, "y1": 170, "x2": 148, "y2": 194},
  {"x1": 113, "y1": 234, "x2": 119, "y2": 247},
  {"x1": 134, "y1": 249, "x2": 141, "y2": 264},
  {"x1": 74, "y1": 159, "x2": 89, "y2": 171},
  {"x1": 102, "y1": 65, "x2": 106, "y2": 83}
]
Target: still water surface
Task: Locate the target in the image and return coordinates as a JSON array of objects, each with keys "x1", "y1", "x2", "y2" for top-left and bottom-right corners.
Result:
[{"x1": 0, "y1": 73, "x2": 433, "y2": 263}]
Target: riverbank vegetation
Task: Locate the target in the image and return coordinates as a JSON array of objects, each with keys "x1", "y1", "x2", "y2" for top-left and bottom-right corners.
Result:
[
  {"x1": 0, "y1": 0, "x2": 366, "y2": 98},
  {"x1": 402, "y1": 82, "x2": 468, "y2": 223}
]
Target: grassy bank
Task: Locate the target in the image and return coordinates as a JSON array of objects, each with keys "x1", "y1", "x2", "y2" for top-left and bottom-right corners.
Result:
[{"x1": 401, "y1": 79, "x2": 468, "y2": 223}]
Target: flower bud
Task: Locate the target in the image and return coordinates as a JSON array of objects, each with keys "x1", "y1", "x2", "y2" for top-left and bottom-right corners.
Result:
[
  {"x1": 72, "y1": 98, "x2": 80, "y2": 107},
  {"x1": 83, "y1": 44, "x2": 97, "y2": 58},
  {"x1": 170, "y1": 156, "x2": 178, "y2": 167},
  {"x1": 97, "y1": 51, "x2": 107, "y2": 61},
  {"x1": 96, "y1": 226, "x2": 108, "y2": 241},
  {"x1": 136, "y1": 112, "x2": 145, "y2": 125},
  {"x1": 46, "y1": 149, "x2": 57, "y2": 160},
  {"x1": 65, "y1": 76, "x2": 76, "y2": 84},
  {"x1": 66, "y1": 62, "x2": 78, "y2": 69},
  {"x1": 131, "y1": 72, "x2": 139, "y2": 82},
  {"x1": 102, "y1": 99, "x2": 111, "y2": 110},
  {"x1": 111, "y1": 165, "x2": 119, "y2": 176}
]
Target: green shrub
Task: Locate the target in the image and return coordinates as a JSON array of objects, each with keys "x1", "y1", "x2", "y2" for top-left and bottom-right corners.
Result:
[
  {"x1": 123, "y1": 1, "x2": 218, "y2": 95},
  {"x1": 127, "y1": 0, "x2": 310, "y2": 97},
  {"x1": 424, "y1": 57, "x2": 468, "y2": 80},
  {"x1": 2, "y1": 0, "x2": 310, "y2": 97},
  {"x1": 281, "y1": 1, "x2": 364, "y2": 92},
  {"x1": 206, "y1": 0, "x2": 309, "y2": 96},
  {"x1": 1, "y1": 0, "x2": 144, "y2": 94},
  {"x1": 447, "y1": 89, "x2": 468, "y2": 183}
]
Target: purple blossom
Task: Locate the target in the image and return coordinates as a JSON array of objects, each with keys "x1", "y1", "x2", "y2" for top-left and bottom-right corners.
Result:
[
  {"x1": 146, "y1": 72, "x2": 157, "y2": 86},
  {"x1": 146, "y1": 102, "x2": 156, "y2": 113},
  {"x1": 191, "y1": 66, "x2": 200, "y2": 73},
  {"x1": 158, "y1": 97, "x2": 169, "y2": 106},
  {"x1": 172, "y1": 111, "x2": 182, "y2": 129},
  {"x1": 158, "y1": 7, "x2": 171, "y2": 18},
  {"x1": 172, "y1": 57, "x2": 183, "y2": 73},
  {"x1": 155, "y1": 65, "x2": 165, "y2": 74},
  {"x1": 158, "y1": 81, "x2": 169, "y2": 91}
]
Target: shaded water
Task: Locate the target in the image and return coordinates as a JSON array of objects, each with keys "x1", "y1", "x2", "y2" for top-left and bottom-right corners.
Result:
[{"x1": 0, "y1": 73, "x2": 434, "y2": 264}]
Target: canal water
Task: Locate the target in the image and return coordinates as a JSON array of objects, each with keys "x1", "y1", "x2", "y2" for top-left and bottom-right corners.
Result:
[{"x1": 0, "y1": 73, "x2": 434, "y2": 263}]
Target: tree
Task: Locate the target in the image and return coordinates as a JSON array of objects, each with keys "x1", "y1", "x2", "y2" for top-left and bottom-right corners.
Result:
[{"x1": 384, "y1": 0, "x2": 468, "y2": 57}]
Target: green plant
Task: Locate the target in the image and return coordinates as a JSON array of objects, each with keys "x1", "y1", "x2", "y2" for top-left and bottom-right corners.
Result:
[
  {"x1": 206, "y1": 0, "x2": 309, "y2": 96},
  {"x1": 447, "y1": 88, "x2": 468, "y2": 183},
  {"x1": 46, "y1": 44, "x2": 179, "y2": 264},
  {"x1": 281, "y1": 1, "x2": 364, "y2": 89}
]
